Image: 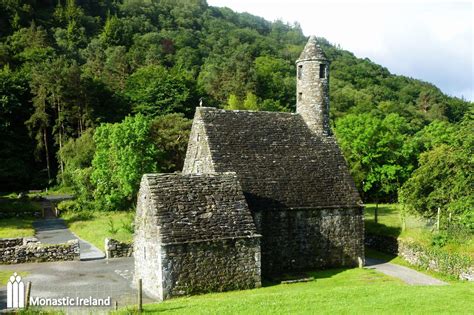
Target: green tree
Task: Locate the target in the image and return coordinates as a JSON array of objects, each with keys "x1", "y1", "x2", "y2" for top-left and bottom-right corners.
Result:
[
  {"x1": 399, "y1": 114, "x2": 473, "y2": 225},
  {"x1": 225, "y1": 94, "x2": 242, "y2": 110},
  {"x1": 27, "y1": 57, "x2": 88, "y2": 184},
  {"x1": 53, "y1": 0, "x2": 88, "y2": 56},
  {"x1": 0, "y1": 66, "x2": 36, "y2": 189},
  {"x1": 335, "y1": 113, "x2": 416, "y2": 205},
  {"x1": 254, "y1": 55, "x2": 294, "y2": 108},
  {"x1": 59, "y1": 128, "x2": 95, "y2": 205},
  {"x1": 150, "y1": 113, "x2": 192, "y2": 172},
  {"x1": 124, "y1": 65, "x2": 197, "y2": 117},
  {"x1": 242, "y1": 92, "x2": 258, "y2": 110},
  {"x1": 91, "y1": 115, "x2": 159, "y2": 210}
]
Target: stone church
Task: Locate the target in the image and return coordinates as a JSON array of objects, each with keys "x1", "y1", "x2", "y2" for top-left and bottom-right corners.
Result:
[{"x1": 134, "y1": 36, "x2": 364, "y2": 300}]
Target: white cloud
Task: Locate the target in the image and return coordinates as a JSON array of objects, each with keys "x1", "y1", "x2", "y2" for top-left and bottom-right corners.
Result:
[{"x1": 208, "y1": 0, "x2": 473, "y2": 100}]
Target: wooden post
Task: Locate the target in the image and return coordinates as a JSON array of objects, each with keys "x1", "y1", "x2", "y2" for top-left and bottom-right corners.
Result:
[
  {"x1": 358, "y1": 256, "x2": 364, "y2": 268},
  {"x1": 138, "y1": 278, "x2": 143, "y2": 313},
  {"x1": 25, "y1": 281, "x2": 32, "y2": 309},
  {"x1": 436, "y1": 207, "x2": 441, "y2": 232},
  {"x1": 402, "y1": 218, "x2": 406, "y2": 232},
  {"x1": 115, "y1": 300, "x2": 118, "y2": 311}
]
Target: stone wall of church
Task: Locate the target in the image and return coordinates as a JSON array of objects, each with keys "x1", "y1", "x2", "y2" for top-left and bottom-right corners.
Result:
[
  {"x1": 160, "y1": 237, "x2": 261, "y2": 299},
  {"x1": 134, "y1": 172, "x2": 261, "y2": 300},
  {"x1": 252, "y1": 207, "x2": 364, "y2": 277}
]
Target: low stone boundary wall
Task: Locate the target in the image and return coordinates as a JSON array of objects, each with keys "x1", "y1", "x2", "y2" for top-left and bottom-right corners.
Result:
[
  {"x1": 0, "y1": 237, "x2": 80, "y2": 264},
  {"x1": 365, "y1": 233, "x2": 399, "y2": 255},
  {"x1": 398, "y1": 241, "x2": 474, "y2": 281},
  {"x1": 0, "y1": 210, "x2": 42, "y2": 219},
  {"x1": 366, "y1": 233, "x2": 473, "y2": 281},
  {"x1": 105, "y1": 238, "x2": 133, "y2": 258},
  {"x1": 0, "y1": 237, "x2": 24, "y2": 249}
]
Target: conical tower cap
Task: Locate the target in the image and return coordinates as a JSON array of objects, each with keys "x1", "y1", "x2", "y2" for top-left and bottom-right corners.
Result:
[{"x1": 296, "y1": 36, "x2": 328, "y2": 62}]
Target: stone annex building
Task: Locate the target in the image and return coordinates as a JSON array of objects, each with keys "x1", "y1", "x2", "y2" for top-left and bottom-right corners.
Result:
[{"x1": 134, "y1": 36, "x2": 365, "y2": 300}]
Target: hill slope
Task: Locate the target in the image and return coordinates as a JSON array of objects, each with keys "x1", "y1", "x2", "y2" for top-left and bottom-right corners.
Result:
[{"x1": 0, "y1": 0, "x2": 471, "y2": 194}]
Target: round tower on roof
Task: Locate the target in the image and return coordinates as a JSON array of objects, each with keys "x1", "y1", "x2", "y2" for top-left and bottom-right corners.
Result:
[{"x1": 296, "y1": 36, "x2": 331, "y2": 136}]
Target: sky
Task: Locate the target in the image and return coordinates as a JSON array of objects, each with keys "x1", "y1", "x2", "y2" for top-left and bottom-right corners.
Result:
[{"x1": 207, "y1": 0, "x2": 473, "y2": 101}]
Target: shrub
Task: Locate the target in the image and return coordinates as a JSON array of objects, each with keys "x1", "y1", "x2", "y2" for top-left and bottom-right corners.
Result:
[
  {"x1": 0, "y1": 198, "x2": 41, "y2": 217},
  {"x1": 431, "y1": 233, "x2": 448, "y2": 248},
  {"x1": 56, "y1": 200, "x2": 80, "y2": 213},
  {"x1": 120, "y1": 215, "x2": 134, "y2": 234},
  {"x1": 107, "y1": 217, "x2": 119, "y2": 235}
]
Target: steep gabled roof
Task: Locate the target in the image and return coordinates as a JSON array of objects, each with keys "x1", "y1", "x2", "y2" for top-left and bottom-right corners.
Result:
[
  {"x1": 184, "y1": 107, "x2": 362, "y2": 211},
  {"x1": 297, "y1": 35, "x2": 328, "y2": 62},
  {"x1": 139, "y1": 173, "x2": 259, "y2": 244}
]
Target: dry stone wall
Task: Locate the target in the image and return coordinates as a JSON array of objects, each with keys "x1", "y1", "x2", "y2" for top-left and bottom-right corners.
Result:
[
  {"x1": 105, "y1": 238, "x2": 133, "y2": 258},
  {"x1": 364, "y1": 233, "x2": 399, "y2": 255},
  {"x1": 0, "y1": 238, "x2": 79, "y2": 264},
  {"x1": 0, "y1": 209, "x2": 42, "y2": 219},
  {"x1": 365, "y1": 233, "x2": 474, "y2": 281},
  {"x1": 0, "y1": 237, "x2": 24, "y2": 249}
]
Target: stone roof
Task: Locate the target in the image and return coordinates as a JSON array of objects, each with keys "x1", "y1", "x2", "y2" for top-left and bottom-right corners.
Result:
[
  {"x1": 296, "y1": 35, "x2": 328, "y2": 62},
  {"x1": 139, "y1": 173, "x2": 259, "y2": 244},
  {"x1": 185, "y1": 107, "x2": 362, "y2": 211}
]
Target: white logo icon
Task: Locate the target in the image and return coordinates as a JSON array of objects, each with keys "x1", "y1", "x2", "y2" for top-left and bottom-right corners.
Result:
[{"x1": 7, "y1": 272, "x2": 25, "y2": 309}]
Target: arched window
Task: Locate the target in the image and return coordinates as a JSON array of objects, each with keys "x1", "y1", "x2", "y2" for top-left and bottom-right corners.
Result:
[{"x1": 319, "y1": 64, "x2": 326, "y2": 78}]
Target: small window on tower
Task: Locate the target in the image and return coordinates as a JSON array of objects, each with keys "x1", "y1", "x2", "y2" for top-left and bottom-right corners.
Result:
[
  {"x1": 298, "y1": 92, "x2": 302, "y2": 102},
  {"x1": 319, "y1": 64, "x2": 326, "y2": 78},
  {"x1": 298, "y1": 65, "x2": 303, "y2": 79}
]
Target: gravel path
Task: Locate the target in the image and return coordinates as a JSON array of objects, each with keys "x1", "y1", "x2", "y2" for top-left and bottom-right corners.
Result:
[
  {"x1": 34, "y1": 195, "x2": 105, "y2": 261},
  {"x1": 33, "y1": 218, "x2": 105, "y2": 261},
  {"x1": 365, "y1": 258, "x2": 448, "y2": 285}
]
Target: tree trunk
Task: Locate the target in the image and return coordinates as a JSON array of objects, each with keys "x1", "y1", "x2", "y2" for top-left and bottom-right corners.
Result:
[
  {"x1": 57, "y1": 98, "x2": 65, "y2": 184},
  {"x1": 43, "y1": 129, "x2": 51, "y2": 182}
]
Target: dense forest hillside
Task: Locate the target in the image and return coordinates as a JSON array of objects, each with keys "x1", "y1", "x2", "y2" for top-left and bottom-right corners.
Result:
[{"x1": 0, "y1": 1, "x2": 472, "y2": 223}]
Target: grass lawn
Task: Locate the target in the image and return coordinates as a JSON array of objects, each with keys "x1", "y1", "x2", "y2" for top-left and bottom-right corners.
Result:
[
  {"x1": 0, "y1": 270, "x2": 29, "y2": 287},
  {"x1": 0, "y1": 217, "x2": 35, "y2": 238},
  {"x1": 365, "y1": 204, "x2": 473, "y2": 258},
  {"x1": 364, "y1": 203, "x2": 429, "y2": 239},
  {"x1": 0, "y1": 194, "x2": 40, "y2": 238},
  {"x1": 116, "y1": 268, "x2": 473, "y2": 314},
  {"x1": 62, "y1": 211, "x2": 134, "y2": 250}
]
